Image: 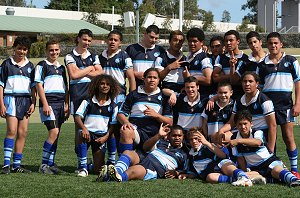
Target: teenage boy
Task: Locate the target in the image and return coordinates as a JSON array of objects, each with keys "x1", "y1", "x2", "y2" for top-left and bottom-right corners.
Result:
[
  {"x1": 126, "y1": 25, "x2": 165, "y2": 87},
  {"x1": 258, "y1": 32, "x2": 300, "y2": 178},
  {"x1": 35, "y1": 40, "x2": 69, "y2": 174},
  {"x1": 225, "y1": 110, "x2": 300, "y2": 187},
  {"x1": 213, "y1": 30, "x2": 248, "y2": 99},
  {"x1": 0, "y1": 37, "x2": 36, "y2": 174}
]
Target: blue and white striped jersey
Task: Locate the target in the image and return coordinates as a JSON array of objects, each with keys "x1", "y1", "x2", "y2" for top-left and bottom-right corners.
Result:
[
  {"x1": 187, "y1": 49, "x2": 213, "y2": 98},
  {"x1": 34, "y1": 60, "x2": 68, "y2": 105},
  {"x1": 75, "y1": 96, "x2": 118, "y2": 135},
  {"x1": 149, "y1": 138, "x2": 187, "y2": 172},
  {"x1": 235, "y1": 53, "x2": 266, "y2": 77},
  {"x1": 64, "y1": 49, "x2": 100, "y2": 101},
  {"x1": 214, "y1": 52, "x2": 249, "y2": 98},
  {"x1": 125, "y1": 43, "x2": 166, "y2": 86},
  {"x1": 258, "y1": 53, "x2": 300, "y2": 110},
  {"x1": 173, "y1": 93, "x2": 207, "y2": 131},
  {"x1": 119, "y1": 86, "x2": 172, "y2": 139},
  {"x1": 99, "y1": 49, "x2": 133, "y2": 94},
  {"x1": 0, "y1": 57, "x2": 34, "y2": 96},
  {"x1": 233, "y1": 90, "x2": 274, "y2": 131},
  {"x1": 201, "y1": 99, "x2": 234, "y2": 136},
  {"x1": 231, "y1": 129, "x2": 273, "y2": 167},
  {"x1": 154, "y1": 50, "x2": 186, "y2": 94}
]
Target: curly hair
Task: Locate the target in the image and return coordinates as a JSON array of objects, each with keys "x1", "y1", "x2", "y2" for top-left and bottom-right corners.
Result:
[{"x1": 88, "y1": 74, "x2": 120, "y2": 101}]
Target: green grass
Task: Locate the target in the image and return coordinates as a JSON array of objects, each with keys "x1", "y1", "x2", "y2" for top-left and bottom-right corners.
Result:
[{"x1": 0, "y1": 123, "x2": 299, "y2": 197}]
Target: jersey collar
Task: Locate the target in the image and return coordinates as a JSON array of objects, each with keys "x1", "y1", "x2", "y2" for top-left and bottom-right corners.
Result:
[
  {"x1": 102, "y1": 49, "x2": 121, "y2": 59},
  {"x1": 73, "y1": 48, "x2": 91, "y2": 59},
  {"x1": 166, "y1": 50, "x2": 183, "y2": 59},
  {"x1": 189, "y1": 144, "x2": 203, "y2": 156},
  {"x1": 241, "y1": 89, "x2": 260, "y2": 106},
  {"x1": 184, "y1": 92, "x2": 201, "y2": 106},
  {"x1": 248, "y1": 52, "x2": 268, "y2": 63},
  {"x1": 45, "y1": 59, "x2": 62, "y2": 68},
  {"x1": 92, "y1": 95, "x2": 111, "y2": 106},
  {"x1": 264, "y1": 52, "x2": 286, "y2": 64},
  {"x1": 137, "y1": 85, "x2": 161, "y2": 96},
  {"x1": 138, "y1": 42, "x2": 156, "y2": 50},
  {"x1": 216, "y1": 98, "x2": 233, "y2": 109},
  {"x1": 187, "y1": 48, "x2": 203, "y2": 62},
  {"x1": 10, "y1": 57, "x2": 29, "y2": 67},
  {"x1": 225, "y1": 51, "x2": 244, "y2": 59}
]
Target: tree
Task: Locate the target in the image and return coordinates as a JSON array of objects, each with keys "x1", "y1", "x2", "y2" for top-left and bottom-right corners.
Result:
[
  {"x1": 221, "y1": 10, "x2": 231, "y2": 22},
  {"x1": 0, "y1": 0, "x2": 26, "y2": 6},
  {"x1": 236, "y1": 18, "x2": 254, "y2": 32},
  {"x1": 241, "y1": 0, "x2": 257, "y2": 24},
  {"x1": 198, "y1": 9, "x2": 215, "y2": 32}
]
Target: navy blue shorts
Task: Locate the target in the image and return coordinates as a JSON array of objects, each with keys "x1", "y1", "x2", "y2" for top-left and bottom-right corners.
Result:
[
  {"x1": 86, "y1": 132, "x2": 107, "y2": 154},
  {"x1": 140, "y1": 154, "x2": 165, "y2": 180},
  {"x1": 275, "y1": 109, "x2": 295, "y2": 125},
  {"x1": 40, "y1": 103, "x2": 65, "y2": 130},
  {"x1": 250, "y1": 155, "x2": 285, "y2": 178},
  {"x1": 4, "y1": 95, "x2": 31, "y2": 120}
]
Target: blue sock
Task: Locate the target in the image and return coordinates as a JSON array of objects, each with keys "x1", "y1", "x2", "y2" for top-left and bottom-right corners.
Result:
[
  {"x1": 115, "y1": 154, "x2": 131, "y2": 174},
  {"x1": 233, "y1": 169, "x2": 248, "y2": 180},
  {"x1": 279, "y1": 169, "x2": 297, "y2": 184},
  {"x1": 221, "y1": 147, "x2": 230, "y2": 158},
  {"x1": 42, "y1": 141, "x2": 52, "y2": 165},
  {"x1": 218, "y1": 175, "x2": 232, "y2": 183},
  {"x1": 77, "y1": 143, "x2": 88, "y2": 170},
  {"x1": 119, "y1": 143, "x2": 133, "y2": 154},
  {"x1": 106, "y1": 137, "x2": 116, "y2": 165},
  {"x1": 3, "y1": 138, "x2": 14, "y2": 167},
  {"x1": 12, "y1": 153, "x2": 22, "y2": 169},
  {"x1": 48, "y1": 144, "x2": 57, "y2": 166},
  {"x1": 287, "y1": 148, "x2": 298, "y2": 172},
  {"x1": 120, "y1": 172, "x2": 128, "y2": 182}
]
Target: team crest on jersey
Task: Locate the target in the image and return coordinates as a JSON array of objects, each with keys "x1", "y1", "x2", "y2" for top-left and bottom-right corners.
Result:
[
  {"x1": 223, "y1": 114, "x2": 228, "y2": 119},
  {"x1": 158, "y1": 95, "x2": 162, "y2": 101},
  {"x1": 27, "y1": 68, "x2": 32, "y2": 73},
  {"x1": 154, "y1": 52, "x2": 160, "y2": 57},
  {"x1": 194, "y1": 60, "x2": 199, "y2": 65},
  {"x1": 175, "y1": 152, "x2": 183, "y2": 158},
  {"x1": 115, "y1": 58, "x2": 120, "y2": 64},
  {"x1": 148, "y1": 97, "x2": 152, "y2": 101},
  {"x1": 284, "y1": 62, "x2": 291, "y2": 67},
  {"x1": 253, "y1": 103, "x2": 258, "y2": 110}
]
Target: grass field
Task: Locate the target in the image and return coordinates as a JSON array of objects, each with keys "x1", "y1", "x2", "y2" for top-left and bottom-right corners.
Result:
[
  {"x1": 0, "y1": 122, "x2": 299, "y2": 197},
  {"x1": 0, "y1": 49, "x2": 300, "y2": 197}
]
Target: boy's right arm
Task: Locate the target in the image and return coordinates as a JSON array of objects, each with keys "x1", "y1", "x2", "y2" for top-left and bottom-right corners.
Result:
[
  {"x1": 74, "y1": 115, "x2": 90, "y2": 142},
  {"x1": 0, "y1": 86, "x2": 5, "y2": 117},
  {"x1": 35, "y1": 83, "x2": 51, "y2": 116}
]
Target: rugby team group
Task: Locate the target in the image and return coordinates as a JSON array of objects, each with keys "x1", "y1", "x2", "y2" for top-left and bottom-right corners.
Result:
[{"x1": 0, "y1": 24, "x2": 300, "y2": 187}]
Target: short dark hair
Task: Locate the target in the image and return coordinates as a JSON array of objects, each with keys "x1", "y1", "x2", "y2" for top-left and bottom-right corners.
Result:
[
  {"x1": 187, "y1": 127, "x2": 205, "y2": 138},
  {"x1": 209, "y1": 36, "x2": 224, "y2": 47},
  {"x1": 170, "y1": 125, "x2": 184, "y2": 133},
  {"x1": 108, "y1": 30, "x2": 123, "y2": 41},
  {"x1": 13, "y1": 36, "x2": 31, "y2": 49},
  {"x1": 46, "y1": 39, "x2": 60, "y2": 49},
  {"x1": 246, "y1": 31, "x2": 261, "y2": 43},
  {"x1": 76, "y1": 29, "x2": 93, "y2": 44},
  {"x1": 241, "y1": 71, "x2": 260, "y2": 83},
  {"x1": 143, "y1": 68, "x2": 161, "y2": 79},
  {"x1": 224, "y1": 30, "x2": 240, "y2": 40},
  {"x1": 267, "y1": 32, "x2": 282, "y2": 42},
  {"x1": 184, "y1": 76, "x2": 198, "y2": 85},
  {"x1": 217, "y1": 81, "x2": 232, "y2": 90},
  {"x1": 186, "y1": 28, "x2": 205, "y2": 41},
  {"x1": 146, "y1": 25, "x2": 159, "y2": 34},
  {"x1": 169, "y1": 30, "x2": 185, "y2": 42},
  {"x1": 234, "y1": 109, "x2": 252, "y2": 124}
]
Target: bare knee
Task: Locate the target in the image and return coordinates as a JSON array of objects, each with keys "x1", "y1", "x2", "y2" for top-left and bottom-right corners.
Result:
[
  {"x1": 206, "y1": 173, "x2": 220, "y2": 184},
  {"x1": 120, "y1": 128, "x2": 134, "y2": 143}
]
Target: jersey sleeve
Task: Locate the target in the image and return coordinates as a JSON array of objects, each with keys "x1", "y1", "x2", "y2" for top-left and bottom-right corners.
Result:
[
  {"x1": 0, "y1": 61, "x2": 8, "y2": 88},
  {"x1": 201, "y1": 57, "x2": 213, "y2": 71},
  {"x1": 214, "y1": 55, "x2": 222, "y2": 68},
  {"x1": 162, "y1": 94, "x2": 173, "y2": 118},
  {"x1": 75, "y1": 100, "x2": 89, "y2": 118},
  {"x1": 110, "y1": 105, "x2": 119, "y2": 125},
  {"x1": 123, "y1": 51, "x2": 133, "y2": 70},
  {"x1": 93, "y1": 54, "x2": 100, "y2": 65},
  {"x1": 64, "y1": 54, "x2": 76, "y2": 66},
  {"x1": 291, "y1": 58, "x2": 300, "y2": 82},
  {"x1": 118, "y1": 91, "x2": 134, "y2": 116},
  {"x1": 29, "y1": 62, "x2": 36, "y2": 88},
  {"x1": 154, "y1": 56, "x2": 165, "y2": 71},
  {"x1": 232, "y1": 101, "x2": 237, "y2": 114},
  {"x1": 34, "y1": 62, "x2": 45, "y2": 84},
  {"x1": 261, "y1": 100, "x2": 275, "y2": 116},
  {"x1": 253, "y1": 130, "x2": 264, "y2": 143}
]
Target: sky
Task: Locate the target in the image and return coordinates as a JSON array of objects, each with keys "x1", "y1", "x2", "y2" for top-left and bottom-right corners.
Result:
[{"x1": 25, "y1": 0, "x2": 269, "y2": 23}]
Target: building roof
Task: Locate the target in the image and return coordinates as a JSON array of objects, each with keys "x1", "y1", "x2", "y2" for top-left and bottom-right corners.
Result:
[{"x1": 0, "y1": 15, "x2": 109, "y2": 35}]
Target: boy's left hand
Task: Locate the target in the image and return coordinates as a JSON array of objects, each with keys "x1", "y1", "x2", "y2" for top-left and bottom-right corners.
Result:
[
  {"x1": 292, "y1": 103, "x2": 300, "y2": 117},
  {"x1": 26, "y1": 104, "x2": 35, "y2": 118},
  {"x1": 64, "y1": 103, "x2": 70, "y2": 120}
]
